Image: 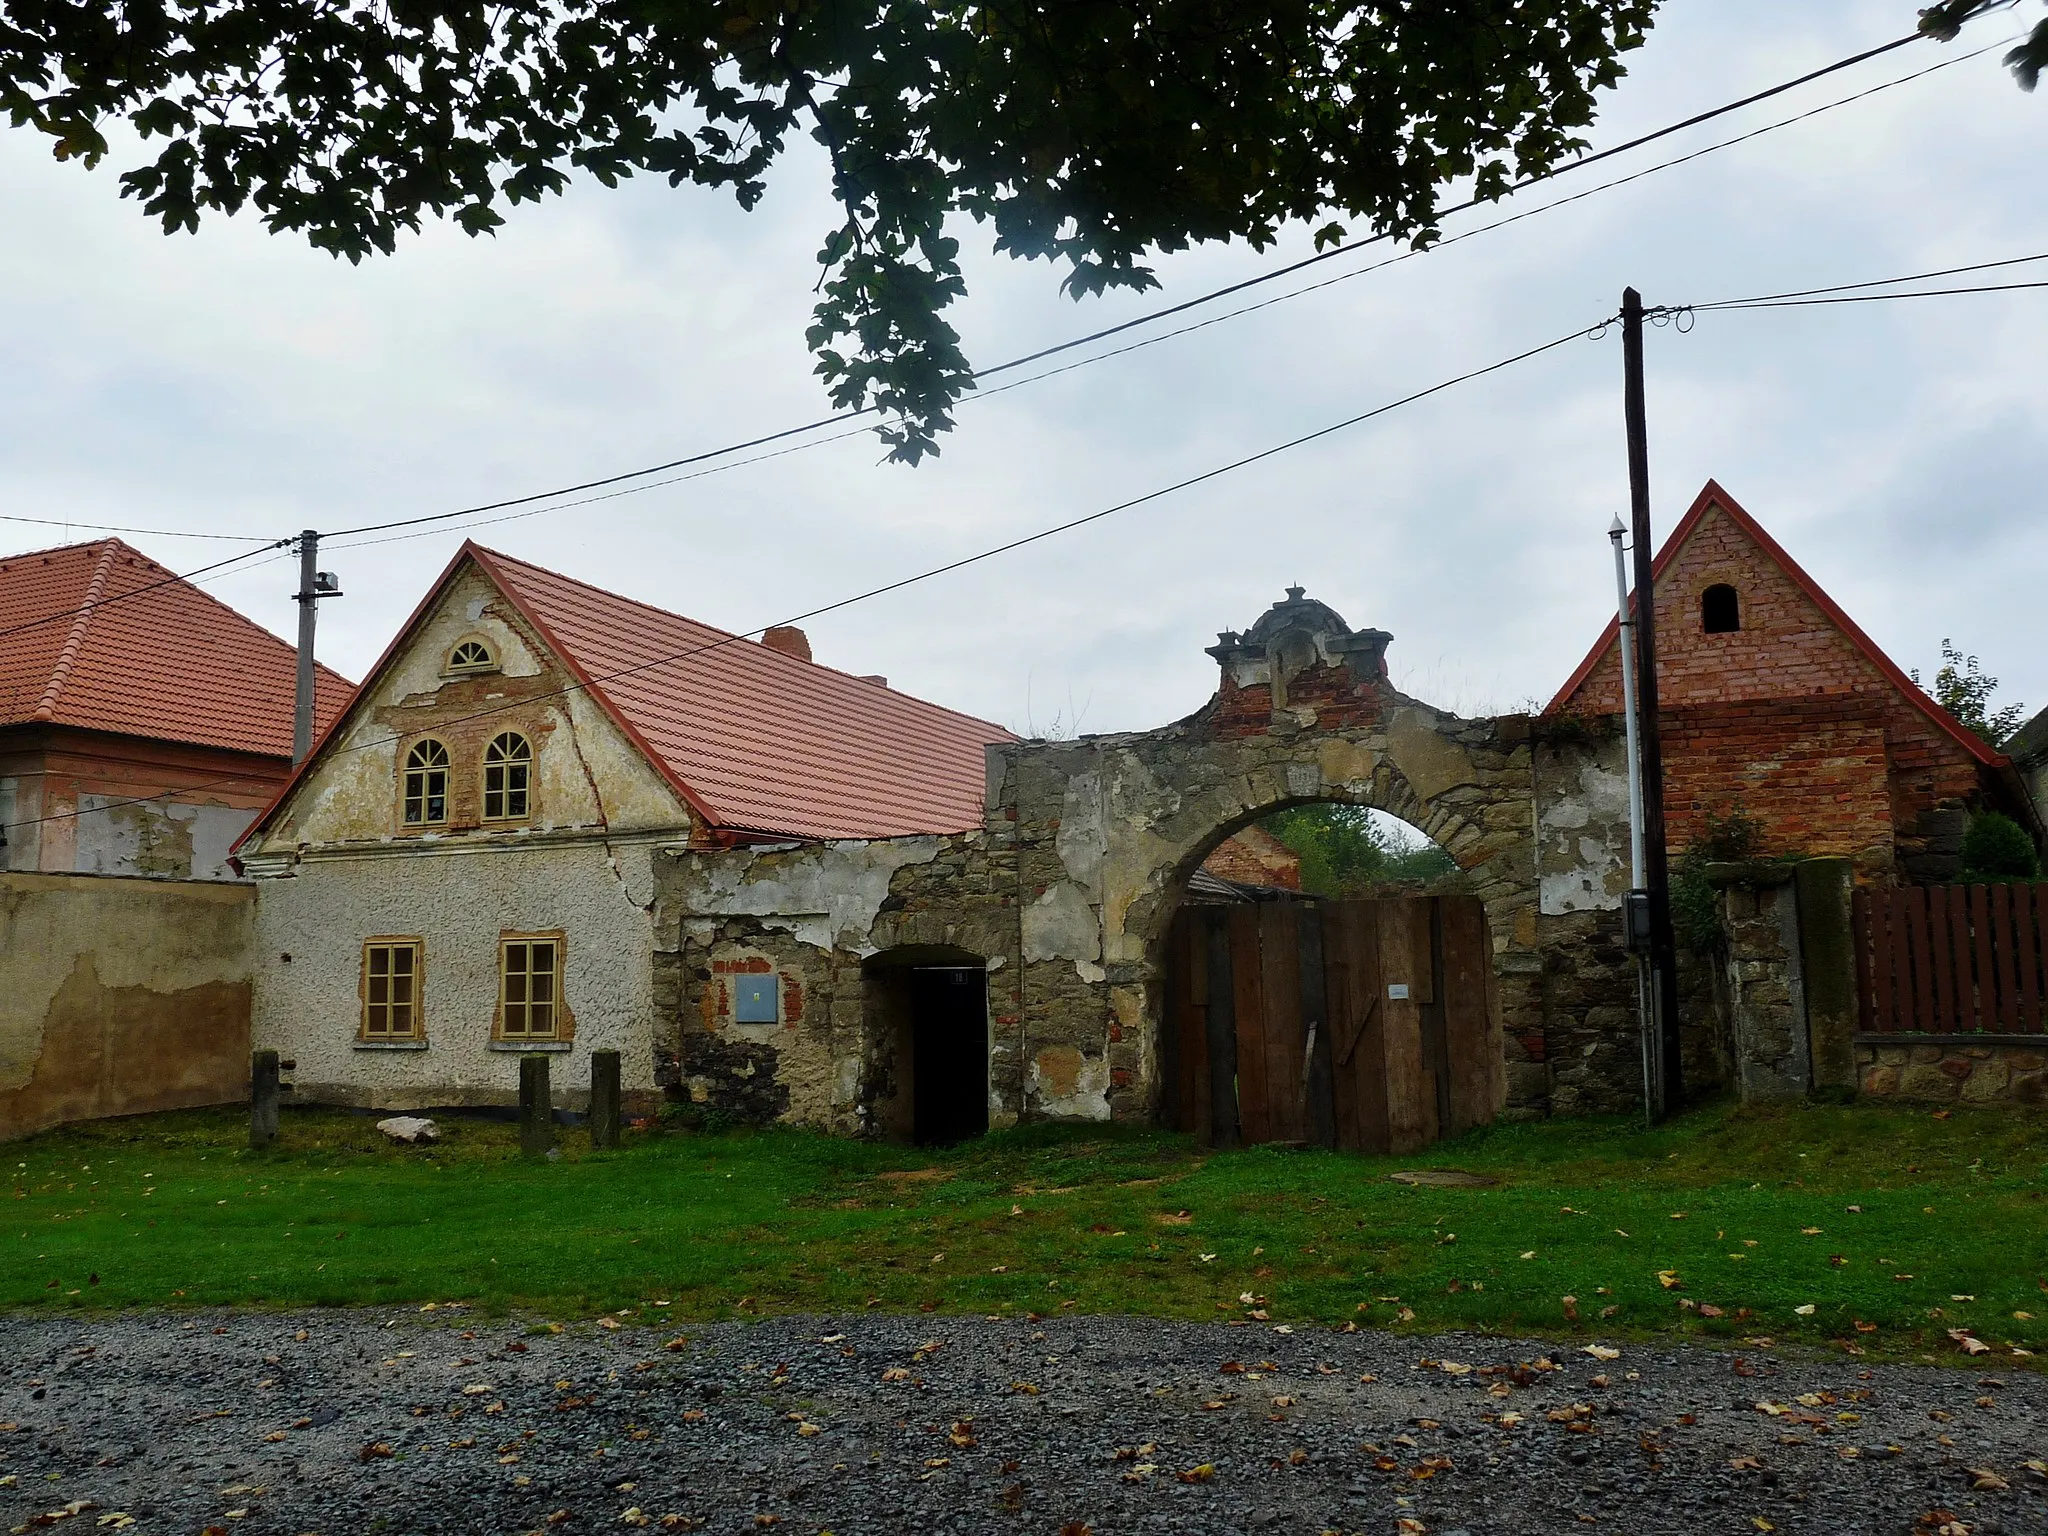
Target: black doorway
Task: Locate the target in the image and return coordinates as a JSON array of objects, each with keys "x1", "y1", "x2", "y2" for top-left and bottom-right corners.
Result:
[{"x1": 911, "y1": 966, "x2": 989, "y2": 1145}]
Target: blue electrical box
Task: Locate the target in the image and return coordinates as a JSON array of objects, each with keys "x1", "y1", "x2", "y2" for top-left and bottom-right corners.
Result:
[{"x1": 734, "y1": 974, "x2": 779, "y2": 1023}]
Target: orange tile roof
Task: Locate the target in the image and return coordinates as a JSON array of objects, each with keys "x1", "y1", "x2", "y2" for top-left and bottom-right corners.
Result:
[
  {"x1": 471, "y1": 545, "x2": 1017, "y2": 839},
  {"x1": 245, "y1": 541, "x2": 1017, "y2": 844},
  {"x1": 0, "y1": 538, "x2": 352, "y2": 759}
]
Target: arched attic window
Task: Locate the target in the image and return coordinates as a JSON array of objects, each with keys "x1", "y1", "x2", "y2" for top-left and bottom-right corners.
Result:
[
  {"x1": 483, "y1": 731, "x2": 532, "y2": 821},
  {"x1": 1701, "y1": 583, "x2": 1741, "y2": 634},
  {"x1": 447, "y1": 638, "x2": 496, "y2": 673},
  {"x1": 403, "y1": 739, "x2": 451, "y2": 825}
]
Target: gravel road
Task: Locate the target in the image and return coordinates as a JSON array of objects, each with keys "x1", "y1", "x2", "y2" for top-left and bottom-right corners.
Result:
[{"x1": 2, "y1": 1309, "x2": 2042, "y2": 1535}]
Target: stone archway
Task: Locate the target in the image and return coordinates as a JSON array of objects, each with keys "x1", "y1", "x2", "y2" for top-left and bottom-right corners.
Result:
[
  {"x1": 660, "y1": 587, "x2": 1558, "y2": 1137},
  {"x1": 988, "y1": 587, "x2": 1542, "y2": 1124}
]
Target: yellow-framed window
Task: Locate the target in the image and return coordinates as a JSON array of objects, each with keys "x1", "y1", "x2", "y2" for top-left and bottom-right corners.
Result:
[
  {"x1": 361, "y1": 939, "x2": 424, "y2": 1041},
  {"x1": 482, "y1": 731, "x2": 532, "y2": 821},
  {"x1": 498, "y1": 934, "x2": 562, "y2": 1040},
  {"x1": 402, "y1": 738, "x2": 451, "y2": 825}
]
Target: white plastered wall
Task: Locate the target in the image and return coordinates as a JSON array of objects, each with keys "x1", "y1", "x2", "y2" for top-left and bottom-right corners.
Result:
[
  {"x1": 252, "y1": 838, "x2": 662, "y2": 1108},
  {"x1": 243, "y1": 558, "x2": 696, "y2": 1108}
]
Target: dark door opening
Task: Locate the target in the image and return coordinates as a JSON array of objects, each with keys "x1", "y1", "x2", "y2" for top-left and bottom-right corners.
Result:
[{"x1": 911, "y1": 966, "x2": 989, "y2": 1145}]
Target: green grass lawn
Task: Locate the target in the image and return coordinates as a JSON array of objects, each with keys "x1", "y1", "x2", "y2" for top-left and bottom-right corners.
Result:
[{"x1": 4, "y1": 1099, "x2": 2045, "y2": 1362}]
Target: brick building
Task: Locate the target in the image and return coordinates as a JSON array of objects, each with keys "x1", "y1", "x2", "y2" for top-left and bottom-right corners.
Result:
[
  {"x1": 0, "y1": 538, "x2": 350, "y2": 880},
  {"x1": 1547, "y1": 481, "x2": 2037, "y2": 881}
]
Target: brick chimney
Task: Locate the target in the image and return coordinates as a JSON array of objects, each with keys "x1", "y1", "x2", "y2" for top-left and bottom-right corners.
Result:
[{"x1": 760, "y1": 626, "x2": 812, "y2": 663}]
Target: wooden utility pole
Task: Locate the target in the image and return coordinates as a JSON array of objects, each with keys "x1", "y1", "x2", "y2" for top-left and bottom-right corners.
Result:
[{"x1": 1620, "y1": 287, "x2": 1684, "y2": 1113}]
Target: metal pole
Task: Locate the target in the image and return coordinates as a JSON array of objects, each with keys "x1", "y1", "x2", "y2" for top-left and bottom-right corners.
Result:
[
  {"x1": 1621, "y1": 287, "x2": 1683, "y2": 1114},
  {"x1": 1609, "y1": 518, "x2": 1646, "y2": 889},
  {"x1": 1609, "y1": 515, "x2": 1658, "y2": 1124},
  {"x1": 293, "y1": 530, "x2": 319, "y2": 764}
]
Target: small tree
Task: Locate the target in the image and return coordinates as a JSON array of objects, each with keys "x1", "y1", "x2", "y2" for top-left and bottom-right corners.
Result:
[
  {"x1": 1912, "y1": 639, "x2": 2025, "y2": 747},
  {"x1": 1260, "y1": 804, "x2": 1456, "y2": 898},
  {"x1": 1960, "y1": 811, "x2": 2041, "y2": 881}
]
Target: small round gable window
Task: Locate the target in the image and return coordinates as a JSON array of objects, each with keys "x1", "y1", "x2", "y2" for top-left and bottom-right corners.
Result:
[
  {"x1": 447, "y1": 638, "x2": 496, "y2": 673},
  {"x1": 1701, "y1": 584, "x2": 1741, "y2": 634}
]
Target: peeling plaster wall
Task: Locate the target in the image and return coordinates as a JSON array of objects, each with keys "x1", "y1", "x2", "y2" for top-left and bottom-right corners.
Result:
[
  {"x1": 245, "y1": 567, "x2": 692, "y2": 857},
  {"x1": 245, "y1": 562, "x2": 691, "y2": 1112},
  {"x1": 656, "y1": 832, "x2": 1020, "y2": 1135},
  {"x1": 75, "y1": 796, "x2": 256, "y2": 882},
  {"x1": 1, "y1": 872, "x2": 252, "y2": 1140},
  {"x1": 251, "y1": 838, "x2": 662, "y2": 1111},
  {"x1": 1536, "y1": 733, "x2": 1633, "y2": 916},
  {"x1": 658, "y1": 665, "x2": 1560, "y2": 1134}
]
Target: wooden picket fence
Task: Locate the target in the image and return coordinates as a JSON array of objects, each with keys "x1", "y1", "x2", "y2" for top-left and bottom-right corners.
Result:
[{"x1": 1852, "y1": 883, "x2": 2048, "y2": 1035}]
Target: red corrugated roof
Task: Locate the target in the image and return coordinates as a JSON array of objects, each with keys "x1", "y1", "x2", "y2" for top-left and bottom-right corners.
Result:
[
  {"x1": 0, "y1": 538, "x2": 351, "y2": 759},
  {"x1": 1544, "y1": 479, "x2": 2004, "y2": 769},
  {"x1": 243, "y1": 541, "x2": 1017, "y2": 845}
]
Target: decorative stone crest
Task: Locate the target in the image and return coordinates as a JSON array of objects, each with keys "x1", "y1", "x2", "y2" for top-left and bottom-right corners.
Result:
[{"x1": 1206, "y1": 587, "x2": 1393, "y2": 725}]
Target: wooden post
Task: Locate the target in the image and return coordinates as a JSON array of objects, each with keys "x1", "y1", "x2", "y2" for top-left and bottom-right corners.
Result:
[
  {"x1": 1621, "y1": 285, "x2": 1684, "y2": 1113},
  {"x1": 250, "y1": 1050, "x2": 280, "y2": 1148},
  {"x1": 589, "y1": 1050, "x2": 621, "y2": 1148},
  {"x1": 520, "y1": 1054, "x2": 553, "y2": 1157}
]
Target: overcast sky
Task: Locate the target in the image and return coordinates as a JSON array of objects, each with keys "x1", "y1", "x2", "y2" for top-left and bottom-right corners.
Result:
[{"x1": 2, "y1": 0, "x2": 2043, "y2": 746}]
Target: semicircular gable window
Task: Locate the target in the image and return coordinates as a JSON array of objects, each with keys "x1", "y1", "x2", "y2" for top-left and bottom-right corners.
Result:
[
  {"x1": 483, "y1": 731, "x2": 532, "y2": 821},
  {"x1": 1701, "y1": 583, "x2": 1741, "y2": 635},
  {"x1": 447, "y1": 639, "x2": 496, "y2": 673},
  {"x1": 403, "y1": 739, "x2": 451, "y2": 826}
]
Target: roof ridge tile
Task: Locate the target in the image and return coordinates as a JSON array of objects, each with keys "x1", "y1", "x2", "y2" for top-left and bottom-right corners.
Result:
[{"x1": 31, "y1": 540, "x2": 119, "y2": 721}]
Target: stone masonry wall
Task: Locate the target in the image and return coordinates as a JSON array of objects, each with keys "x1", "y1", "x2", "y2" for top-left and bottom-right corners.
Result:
[{"x1": 1858, "y1": 1041, "x2": 2048, "y2": 1106}]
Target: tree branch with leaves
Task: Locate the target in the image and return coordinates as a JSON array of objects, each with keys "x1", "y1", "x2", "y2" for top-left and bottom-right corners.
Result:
[{"x1": 2, "y1": 0, "x2": 1657, "y2": 461}]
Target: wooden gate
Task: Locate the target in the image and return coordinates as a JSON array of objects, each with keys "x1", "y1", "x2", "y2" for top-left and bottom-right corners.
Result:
[
  {"x1": 1853, "y1": 883, "x2": 2048, "y2": 1035},
  {"x1": 1160, "y1": 895, "x2": 1501, "y2": 1153}
]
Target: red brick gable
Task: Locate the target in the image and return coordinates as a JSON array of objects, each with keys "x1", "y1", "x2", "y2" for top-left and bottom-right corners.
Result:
[
  {"x1": 1544, "y1": 481, "x2": 2023, "y2": 872},
  {"x1": 1547, "y1": 480, "x2": 1997, "y2": 768}
]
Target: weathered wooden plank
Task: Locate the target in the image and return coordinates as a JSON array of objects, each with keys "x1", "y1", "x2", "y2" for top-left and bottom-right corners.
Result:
[
  {"x1": 1376, "y1": 897, "x2": 1432, "y2": 1154},
  {"x1": 1907, "y1": 886, "x2": 1936, "y2": 1033},
  {"x1": 1993, "y1": 884, "x2": 2021, "y2": 1034},
  {"x1": 1949, "y1": 882, "x2": 1976, "y2": 1033},
  {"x1": 1228, "y1": 905, "x2": 1272, "y2": 1144},
  {"x1": 1439, "y1": 896, "x2": 1493, "y2": 1137},
  {"x1": 1851, "y1": 889, "x2": 1877, "y2": 1034},
  {"x1": 1174, "y1": 911, "x2": 1213, "y2": 1142},
  {"x1": 1927, "y1": 886, "x2": 1956, "y2": 1032},
  {"x1": 2024, "y1": 885, "x2": 2048, "y2": 1036},
  {"x1": 1203, "y1": 911, "x2": 1241, "y2": 1146},
  {"x1": 1326, "y1": 903, "x2": 1388, "y2": 1154},
  {"x1": 1874, "y1": 889, "x2": 1900, "y2": 1033},
  {"x1": 1970, "y1": 883, "x2": 1996, "y2": 1036},
  {"x1": 1297, "y1": 905, "x2": 1337, "y2": 1149},
  {"x1": 1258, "y1": 902, "x2": 1307, "y2": 1143},
  {"x1": 1159, "y1": 913, "x2": 1187, "y2": 1133}
]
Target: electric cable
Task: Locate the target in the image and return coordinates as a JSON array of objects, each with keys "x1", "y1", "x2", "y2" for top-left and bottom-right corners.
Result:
[
  {"x1": 1701, "y1": 277, "x2": 2048, "y2": 310},
  {"x1": 0, "y1": 539, "x2": 294, "y2": 647},
  {"x1": 0, "y1": 514, "x2": 278, "y2": 542},
  {"x1": 314, "y1": 33, "x2": 2005, "y2": 555},
  {"x1": 0, "y1": 317, "x2": 1608, "y2": 836},
  {"x1": 314, "y1": 27, "x2": 1947, "y2": 543}
]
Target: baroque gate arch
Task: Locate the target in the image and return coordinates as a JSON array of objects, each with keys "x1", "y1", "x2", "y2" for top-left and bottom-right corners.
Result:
[{"x1": 987, "y1": 587, "x2": 1545, "y2": 1125}]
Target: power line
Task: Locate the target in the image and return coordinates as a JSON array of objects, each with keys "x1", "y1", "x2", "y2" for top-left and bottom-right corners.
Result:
[
  {"x1": 316, "y1": 28, "x2": 1941, "y2": 544},
  {"x1": 0, "y1": 540, "x2": 293, "y2": 647},
  {"x1": 1702, "y1": 277, "x2": 2048, "y2": 311},
  {"x1": 1685, "y1": 252, "x2": 2048, "y2": 309},
  {"x1": 2, "y1": 318, "x2": 1607, "y2": 837},
  {"x1": 0, "y1": 514, "x2": 276, "y2": 543}
]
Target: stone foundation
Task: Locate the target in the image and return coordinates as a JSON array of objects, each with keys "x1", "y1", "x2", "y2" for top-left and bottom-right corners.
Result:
[{"x1": 1857, "y1": 1041, "x2": 2048, "y2": 1105}]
